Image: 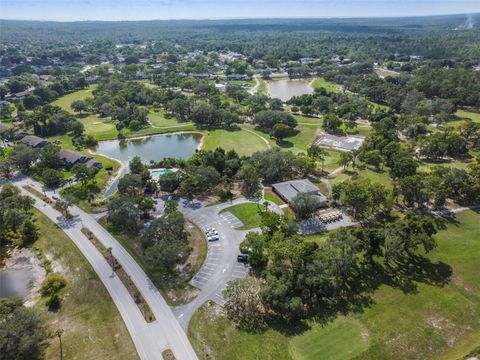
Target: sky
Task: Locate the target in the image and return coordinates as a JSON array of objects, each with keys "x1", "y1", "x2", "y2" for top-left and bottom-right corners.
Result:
[{"x1": 0, "y1": 0, "x2": 479, "y2": 21}]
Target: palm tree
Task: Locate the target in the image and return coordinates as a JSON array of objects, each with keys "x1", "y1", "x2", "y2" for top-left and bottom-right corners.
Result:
[{"x1": 307, "y1": 145, "x2": 329, "y2": 173}]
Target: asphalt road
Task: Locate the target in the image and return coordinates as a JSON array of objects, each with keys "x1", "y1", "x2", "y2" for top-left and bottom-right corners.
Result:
[{"x1": 12, "y1": 176, "x2": 197, "y2": 360}]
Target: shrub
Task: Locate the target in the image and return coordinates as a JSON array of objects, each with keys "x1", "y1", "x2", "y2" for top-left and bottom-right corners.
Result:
[
  {"x1": 46, "y1": 293, "x2": 61, "y2": 310},
  {"x1": 40, "y1": 273, "x2": 67, "y2": 297}
]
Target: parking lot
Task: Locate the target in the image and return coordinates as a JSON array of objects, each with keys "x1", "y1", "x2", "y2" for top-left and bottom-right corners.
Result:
[
  {"x1": 219, "y1": 211, "x2": 244, "y2": 229},
  {"x1": 176, "y1": 199, "x2": 250, "y2": 304}
]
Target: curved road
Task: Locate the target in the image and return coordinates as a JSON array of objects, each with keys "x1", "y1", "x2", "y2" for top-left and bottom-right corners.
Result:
[{"x1": 12, "y1": 176, "x2": 197, "y2": 360}]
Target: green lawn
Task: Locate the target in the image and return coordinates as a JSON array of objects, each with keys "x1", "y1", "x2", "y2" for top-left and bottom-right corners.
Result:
[
  {"x1": 257, "y1": 78, "x2": 268, "y2": 96},
  {"x1": 189, "y1": 301, "x2": 291, "y2": 360},
  {"x1": 321, "y1": 150, "x2": 343, "y2": 172},
  {"x1": 417, "y1": 156, "x2": 477, "y2": 173},
  {"x1": 220, "y1": 202, "x2": 266, "y2": 229},
  {"x1": 242, "y1": 119, "x2": 321, "y2": 155},
  {"x1": 242, "y1": 120, "x2": 342, "y2": 172},
  {"x1": 330, "y1": 166, "x2": 394, "y2": 189},
  {"x1": 203, "y1": 128, "x2": 269, "y2": 156},
  {"x1": 227, "y1": 79, "x2": 256, "y2": 87},
  {"x1": 455, "y1": 110, "x2": 480, "y2": 123},
  {"x1": 283, "y1": 122, "x2": 320, "y2": 154},
  {"x1": 189, "y1": 210, "x2": 480, "y2": 360},
  {"x1": 80, "y1": 114, "x2": 118, "y2": 140},
  {"x1": 302, "y1": 231, "x2": 331, "y2": 245},
  {"x1": 52, "y1": 85, "x2": 96, "y2": 113},
  {"x1": 32, "y1": 209, "x2": 138, "y2": 360},
  {"x1": 53, "y1": 88, "x2": 197, "y2": 141},
  {"x1": 311, "y1": 78, "x2": 343, "y2": 94},
  {"x1": 148, "y1": 109, "x2": 194, "y2": 128},
  {"x1": 290, "y1": 317, "x2": 369, "y2": 360},
  {"x1": 294, "y1": 115, "x2": 323, "y2": 125},
  {"x1": 264, "y1": 191, "x2": 284, "y2": 206}
]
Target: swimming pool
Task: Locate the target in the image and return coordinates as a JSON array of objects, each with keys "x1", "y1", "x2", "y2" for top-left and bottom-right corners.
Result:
[{"x1": 150, "y1": 168, "x2": 174, "y2": 178}]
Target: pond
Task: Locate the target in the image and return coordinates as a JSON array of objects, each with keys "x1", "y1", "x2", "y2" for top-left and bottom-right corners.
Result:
[
  {"x1": 0, "y1": 268, "x2": 35, "y2": 298},
  {"x1": 267, "y1": 78, "x2": 314, "y2": 102},
  {"x1": 95, "y1": 132, "x2": 202, "y2": 197}
]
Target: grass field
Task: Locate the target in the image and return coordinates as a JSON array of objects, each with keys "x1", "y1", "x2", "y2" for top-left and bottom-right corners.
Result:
[
  {"x1": 330, "y1": 166, "x2": 394, "y2": 189},
  {"x1": 283, "y1": 122, "x2": 321, "y2": 154},
  {"x1": 220, "y1": 202, "x2": 267, "y2": 229},
  {"x1": 264, "y1": 191, "x2": 284, "y2": 206},
  {"x1": 227, "y1": 79, "x2": 256, "y2": 87},
  {"x1": 455, "y1": 110, "x2": 480, "y2": 123},
  {"x1": 242, "y1": 119, "x2": 345, "y2": 172},
  {"x1": 32, "y1": 209, "x2": 138, "y2": 360},
  {"x1": 52, "y1": 85, "x2": 96, "y2": 113},
  {"x1": 148, "y1": 109, "x2": 193, "y2": 128},
  {"x1": 311, "y1": 78, "x2": 343, "y2": 94},
  {"x1": 189, "y1": 301, "x2": 291, "y2": 360},
  {"x1": 189, "y1": 209, "x2": 480, "y2": 360},
  {"x1": 257, "y1": 78, "x2": 268, "y2": 96},
  {"x1": 202, "y1": 128, "x2": 269, "y2": 156},
  {"x1": 242, "y1": 119, "x2": 318, "y2": 153}
]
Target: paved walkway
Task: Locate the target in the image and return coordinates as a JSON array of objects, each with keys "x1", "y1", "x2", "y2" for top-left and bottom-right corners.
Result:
[
  {"x1": 241, "y1": 127, "x2": 272, "y2": 149},
  {"x1": 11, "y1": 176, "x2": 198, "y2": 360},
  {"x1": 248, "y1": 75, "x2": 261, "y2": 95}
]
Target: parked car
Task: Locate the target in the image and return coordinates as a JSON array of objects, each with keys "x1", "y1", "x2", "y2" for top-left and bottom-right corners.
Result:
[
  {"x1": 237, "y1": 254, "x2": 248, "y2": 263},
  {"x1": 205, "y1": 227, "x2": 216, "y2": 235},
  {"x1": 240, "y1": 247, "x2": 251, "y2": 254},
  {"x1": 208, "y1": 235, "x2": 219, "y2": 242}
]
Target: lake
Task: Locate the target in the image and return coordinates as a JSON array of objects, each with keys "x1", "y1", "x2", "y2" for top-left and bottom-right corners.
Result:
[
  {"x1": 95, "y1": 132, "x2": 202, "y2": 197},
  {"x1": 267, "y1": 78, "x2": 314, "y2": 102}
]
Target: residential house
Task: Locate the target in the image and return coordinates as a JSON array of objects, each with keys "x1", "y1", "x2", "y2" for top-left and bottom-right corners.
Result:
[
  {"x1": 59, "y1": 149, "x2": 90, "y2": 169},
  {"x1": 19, "y1": 135, "x2": 50, "y2": 148}
]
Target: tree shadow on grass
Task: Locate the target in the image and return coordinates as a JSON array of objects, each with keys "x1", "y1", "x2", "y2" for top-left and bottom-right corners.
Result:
[
  {"x1": 273, "y1": 252, "x2": 451, "y2": 336},
  {"x1": 266, "y1": 316, "x2": 312, "y2": 337},
  {"x1": 76, "y1": 113, "x2": 91, "y2": 119},
  {"x1": 277, "y1": 140, "x2": 294, "y2": 148}
]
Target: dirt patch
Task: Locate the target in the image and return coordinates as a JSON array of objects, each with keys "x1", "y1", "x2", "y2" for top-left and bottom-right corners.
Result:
[
  {"x1": 3, "y1": 248, "x2": 47, "y2": 306},
  {"x1": 45, "y1": 253, "x2": 64, "y2": 274},
  {"x1": 426, "y1": 315, "x2": 470, "y2": 348}
]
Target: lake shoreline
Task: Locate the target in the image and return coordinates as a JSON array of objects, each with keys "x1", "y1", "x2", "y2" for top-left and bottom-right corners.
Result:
[
  {"x1": 92, "y1": 131, "x2": 204, "y2": 198},
  {"x1": 266, "y1": 77, "x2": 316, "y2": 102}
]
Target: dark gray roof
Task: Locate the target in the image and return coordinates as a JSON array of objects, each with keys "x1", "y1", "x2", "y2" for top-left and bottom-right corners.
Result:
[
  {"x1": 272, "y1": 179, "x2": 327, "y2": 203},
  {"x1": 59, "y1": 149, "x2": 90, "y2": 164},
  {"x1": 85, "y1": 158, "x2": 102, "y2": 169},
  {"x1": 19, "y1": 135, "x2": 49, "y2": 147}
]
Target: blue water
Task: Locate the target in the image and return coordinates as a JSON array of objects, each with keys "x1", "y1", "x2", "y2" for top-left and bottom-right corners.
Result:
[{"x1": 151, "y1": 168, "x2": 173, "y2": 178}]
